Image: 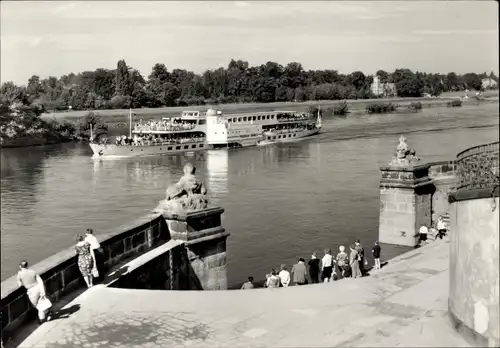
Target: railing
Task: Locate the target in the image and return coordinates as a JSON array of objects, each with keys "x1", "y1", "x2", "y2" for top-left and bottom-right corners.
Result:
[
  {"x1": 134, "y1": 124, "x2": 197, "y2": 132},
  {"x1": 455, "y1": 141, "x2": 499, "y2": 190}
]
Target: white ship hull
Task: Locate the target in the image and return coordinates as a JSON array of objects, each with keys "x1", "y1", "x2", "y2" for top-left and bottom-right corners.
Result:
[
  {"x1": 258, "y1": 127, "x2": 321, "y2": 146},
  {"x1": 90, "y1": 142, "x2": 207, "y2": 158}
]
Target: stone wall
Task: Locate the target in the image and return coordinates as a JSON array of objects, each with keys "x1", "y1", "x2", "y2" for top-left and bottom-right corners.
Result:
[
  {"x1": 0, "y1": 213, "x2": 170, "y2": 340},
  {"x1": 428, "y1": 161, "x2": 457, "y2": 223},
  {"x1": 163, "y1": 207, "x2": 230, "y2": 290},
  {"x1": 448, "y1": 141, "x2": 499, "y2": 347},
  {"x1": 1, "y1": 205, "x2": 230, "y2": 343},
  {"x1": 379, "y1": 164, "x2": 435, "y2": 246}
]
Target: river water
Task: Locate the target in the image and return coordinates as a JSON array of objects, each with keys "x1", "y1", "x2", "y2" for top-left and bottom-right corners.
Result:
[{"x1": 1, "y1": 104, "x2": 499, "y2": 285}]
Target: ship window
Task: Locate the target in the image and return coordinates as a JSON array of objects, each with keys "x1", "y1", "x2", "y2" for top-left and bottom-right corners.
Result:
[
  {"x1": 271, "y1": 115, "x2": 275, "y2": 119},
  {"x1": 130, "y1": 149, "x2": 133, "y2": 151},
  {"x1": 184, "y1": 145, "x2": 189, "y2": 149},
  {"x1": 199, "y1": 120, "x2": 206, "y2": 125},
  {"x1": 252, "y1": 116, "x2": 256, "y2": 121},
  {"x1": 266, "y1": 115, "x2": 270, "y2": 119},
  {"x1": 238, "y1": 118, "x2": 242, "y2": 122},
  {"x1": 273, "y1": 136, "x2": 276, "y2": 140},
  {"x1": 243, "y1": 117, "x2": 247, "y2": 121},
  {"x1": 168, "y1": 147, "x2": 172, "y2": 150},
  {"x1": 257, "y1": 116, "x2": 261, "y2": 120},
  {"x1": 288, "y1": 134, "x2": 292, "y2": 137},
  {"x1": 176, "y1": 146, "x2": 181, "y2": 150},
  {"x1": 191, "y1": 145, "x2": 196, "y2": 148},
  {"x1": 228, "y1": 119, "x2": 231, "y2": 123},
  {"x1": 293, "y1": 134, "x2": 296, "y2": 137}
]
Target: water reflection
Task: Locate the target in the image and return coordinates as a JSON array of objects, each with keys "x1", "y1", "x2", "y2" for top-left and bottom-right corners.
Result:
[{"x1": 205, "y1": 150, "x2": 228, "y2": 200}]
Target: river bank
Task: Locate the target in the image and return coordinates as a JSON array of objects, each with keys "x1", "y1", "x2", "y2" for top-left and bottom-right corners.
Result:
[{"x1": 44, "y1": 95, "x2": 499, "y2": 131}]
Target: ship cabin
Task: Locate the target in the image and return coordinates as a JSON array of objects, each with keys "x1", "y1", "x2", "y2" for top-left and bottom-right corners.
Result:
[{"x1": 130, "y1": 110, "x2": 207, "y2": 146}]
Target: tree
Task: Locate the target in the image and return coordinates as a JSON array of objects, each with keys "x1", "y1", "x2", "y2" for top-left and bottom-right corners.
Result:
[
  {"x1": 424, "y1": 73, "x2": 444, "y2": 96},
  {"x1": 115, "y1": 59, "x2": 132, "y2": 96},
  {"x1": 376, "y1": 70, "x2": 389, "y2": 83},
  {"x1": 350, "y1": 71, "x2": 366, "y2": 90},
  {"x1": 26, "y1": 75, "x2": 44, "y2": 104},
  {"x1": 462, "y1": 73, "x2": 482, "y2": 91},
  {"x1": 76, "y1": 111, "x2": 108, "y2": 141},
  {"x1": 392, "y1": 69, "x2": 424, "y2": 97}
]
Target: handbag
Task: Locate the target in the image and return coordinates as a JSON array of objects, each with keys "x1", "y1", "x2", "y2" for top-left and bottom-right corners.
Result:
[
  {"x1": 37, "y1": 296, "x2": 52, "y2": 312},
  {"x1": 92, "y1": 267, "x2": 99, "y2": 278}
]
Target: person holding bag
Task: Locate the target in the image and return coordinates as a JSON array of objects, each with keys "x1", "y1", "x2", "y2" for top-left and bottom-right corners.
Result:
[
  {"x1": 16, "y1": 261, "x2": 52, "y2": 324},
  {"x1": 85, "y1": 228, "x2": 102, "y2": 280},
  {"x1": 75, "y1": 235, "x2": 94, "y2": 288}
]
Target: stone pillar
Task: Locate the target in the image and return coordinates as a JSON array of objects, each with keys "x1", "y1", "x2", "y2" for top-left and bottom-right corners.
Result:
[
  {"x1": 163, "y1": 207, "x2": 230, "y2": 290},
  {"x1": 379, "y1": 164, "x2": 435, "y2": 247}
]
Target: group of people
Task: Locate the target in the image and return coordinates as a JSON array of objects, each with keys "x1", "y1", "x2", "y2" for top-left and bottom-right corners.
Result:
[
  {"x1": 115, "y1": 133, "x2": 205, "y2": 147},
  {"x1": 16, "y1": 229, "x2": 103, "y2": 325},
  {"x1": 418, "y1": 216, "x2": 448, "y2": 246},
  {"x1": 275, "y1": 112, "x2": 309, "y2": 122},
  {"x1": 241, "y1": 239, "x2": 382, "y2": 289},
  {"x1": 133, "y1": 119, "x2": 196, "y2": 133}
]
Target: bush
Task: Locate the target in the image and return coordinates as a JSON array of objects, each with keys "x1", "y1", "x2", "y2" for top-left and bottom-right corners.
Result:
[
  {"x1": 333, "y1": 100, "x2": 349, "y2": 115},
  {"x1": 366, "y1": 102, "x2": 396, "y2": 113},
  {"x1": 75, "y1": 111, "x2": 108, "y2": 141},
  {"x1": 408, "y1": 101, "x2": 422, "y2": 111},
  {"x1": 447, "y1": 99, "x2": 462, "y2": 107},
  {"x1": 110, "y1": 95, "x2": 132, "y2": 109}
]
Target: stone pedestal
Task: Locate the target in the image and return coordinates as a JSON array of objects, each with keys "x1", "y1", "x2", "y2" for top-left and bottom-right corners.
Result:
[
  {"x1": 379, "y1": 164, "x2": 435, "y2": 247},
  {"x1": 163, "y1": 207, "x2": 230, "y2": 290}
]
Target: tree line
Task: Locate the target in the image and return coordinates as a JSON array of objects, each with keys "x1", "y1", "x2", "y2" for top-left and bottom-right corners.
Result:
[{"x1": 1, "y1": 59, "x2": 498, "y2": 112}]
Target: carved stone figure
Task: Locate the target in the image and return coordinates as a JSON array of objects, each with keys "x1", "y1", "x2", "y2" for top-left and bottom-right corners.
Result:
[
  {"x1": 389, "y1": 135, "x2": 421, "y2": 166},
  {"x1": 154, "y1": 163, "x2": 208, "y2": 214}
]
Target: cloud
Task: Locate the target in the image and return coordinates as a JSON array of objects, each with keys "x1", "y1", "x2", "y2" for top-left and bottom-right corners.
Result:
[{"x1": 412, "y1": 29, "x2": 497, "y2": 36}]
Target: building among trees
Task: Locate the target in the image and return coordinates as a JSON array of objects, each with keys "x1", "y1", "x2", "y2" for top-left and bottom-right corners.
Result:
[{"x1": 370, "y1": 75, "x2": 397, "y2": 98}]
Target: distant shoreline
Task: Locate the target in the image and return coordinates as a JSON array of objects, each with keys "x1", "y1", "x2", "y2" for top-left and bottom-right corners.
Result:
[{"x1": 42, "y1": 91, "x2": 499, "y2": 121}]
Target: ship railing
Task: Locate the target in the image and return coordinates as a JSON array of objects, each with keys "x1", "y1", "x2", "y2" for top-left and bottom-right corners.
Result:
[{"x1": 133, "y1": 124, "x2": 197, "y2": 132}]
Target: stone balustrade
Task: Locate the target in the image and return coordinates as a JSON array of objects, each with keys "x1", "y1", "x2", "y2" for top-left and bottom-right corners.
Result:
[
  {"x1": 455, "y1": 141, "x2": 499, "y2": 191},
  {"x1": 1, "y1": 213, "x2": 169, "y2": 341}
]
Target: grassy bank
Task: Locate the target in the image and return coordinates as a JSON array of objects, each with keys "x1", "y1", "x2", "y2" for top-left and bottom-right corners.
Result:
[{"x1": 45, "y1": 94, "x2": 498, "y2": 131}]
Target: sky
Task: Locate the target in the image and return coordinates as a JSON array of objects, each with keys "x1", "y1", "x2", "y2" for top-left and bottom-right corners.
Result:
[{"x1": 1, "y1": 1, "x2": 498, "y2": 85}]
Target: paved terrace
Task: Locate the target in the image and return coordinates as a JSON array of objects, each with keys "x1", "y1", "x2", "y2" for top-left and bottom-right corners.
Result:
[{"x1": 16, "y1": 239, "x2": 469, "y2": 348}]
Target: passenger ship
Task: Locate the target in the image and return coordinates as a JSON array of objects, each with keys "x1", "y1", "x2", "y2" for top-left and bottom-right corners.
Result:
[{"x1": 90, "y1": 108, "x2": 321, "y2": 158}]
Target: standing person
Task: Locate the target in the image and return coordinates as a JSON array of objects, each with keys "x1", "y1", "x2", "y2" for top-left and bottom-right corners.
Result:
[
  {"x1": 419, "y1": 225, "x2": 428, "y2": 245},
  {"x1": 308, "y1": 252, "x2": 320, "y2": 284},
  {"x1": 291, "y1": 258, "x2": 308, "y2": 285},
  {"x1": 266, "y1": 270, "x2": 280, "y2": 288},
  {"x1": 278, "y1": 264, "x2": 291, "y2": 287},
  {"x1": 75, "y1": 235, "x2": 94, "y2": 288},
  {"x1": 17, "y1": 261, "x2": 52, "y2": 323},
  {"x1": 349, "y1": 245, "x2": 362, "y2": 279},
  {"x1": 85, "y1": 228, "x2": 102, "y2": 279},
  {"x1": 241, "y1": 276, "x2": 255, "y2": 290},
  {"x1": 336, "y1": 246, "x2": 349, "y2": 278},
  {"x1": 372, "y1": 241, "x2": 382, "y2": 270},
  {"x1": 355, "y1": 240, "x2": 365, "y2": 276},
  {"x1": 436, "y1": 216, "x2": 447, "y2": 240},
  {"x1": 321, "y1": 248, "x2": 334, "y2": 283}
]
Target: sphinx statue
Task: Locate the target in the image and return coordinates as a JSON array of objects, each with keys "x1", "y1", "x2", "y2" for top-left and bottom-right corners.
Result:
[
  {"x1": 388, "y1": 135, "x2": 421, "y2": 166},
  {"x1": 153, "y1": 163, "x2": 209, "y2": 214}
]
